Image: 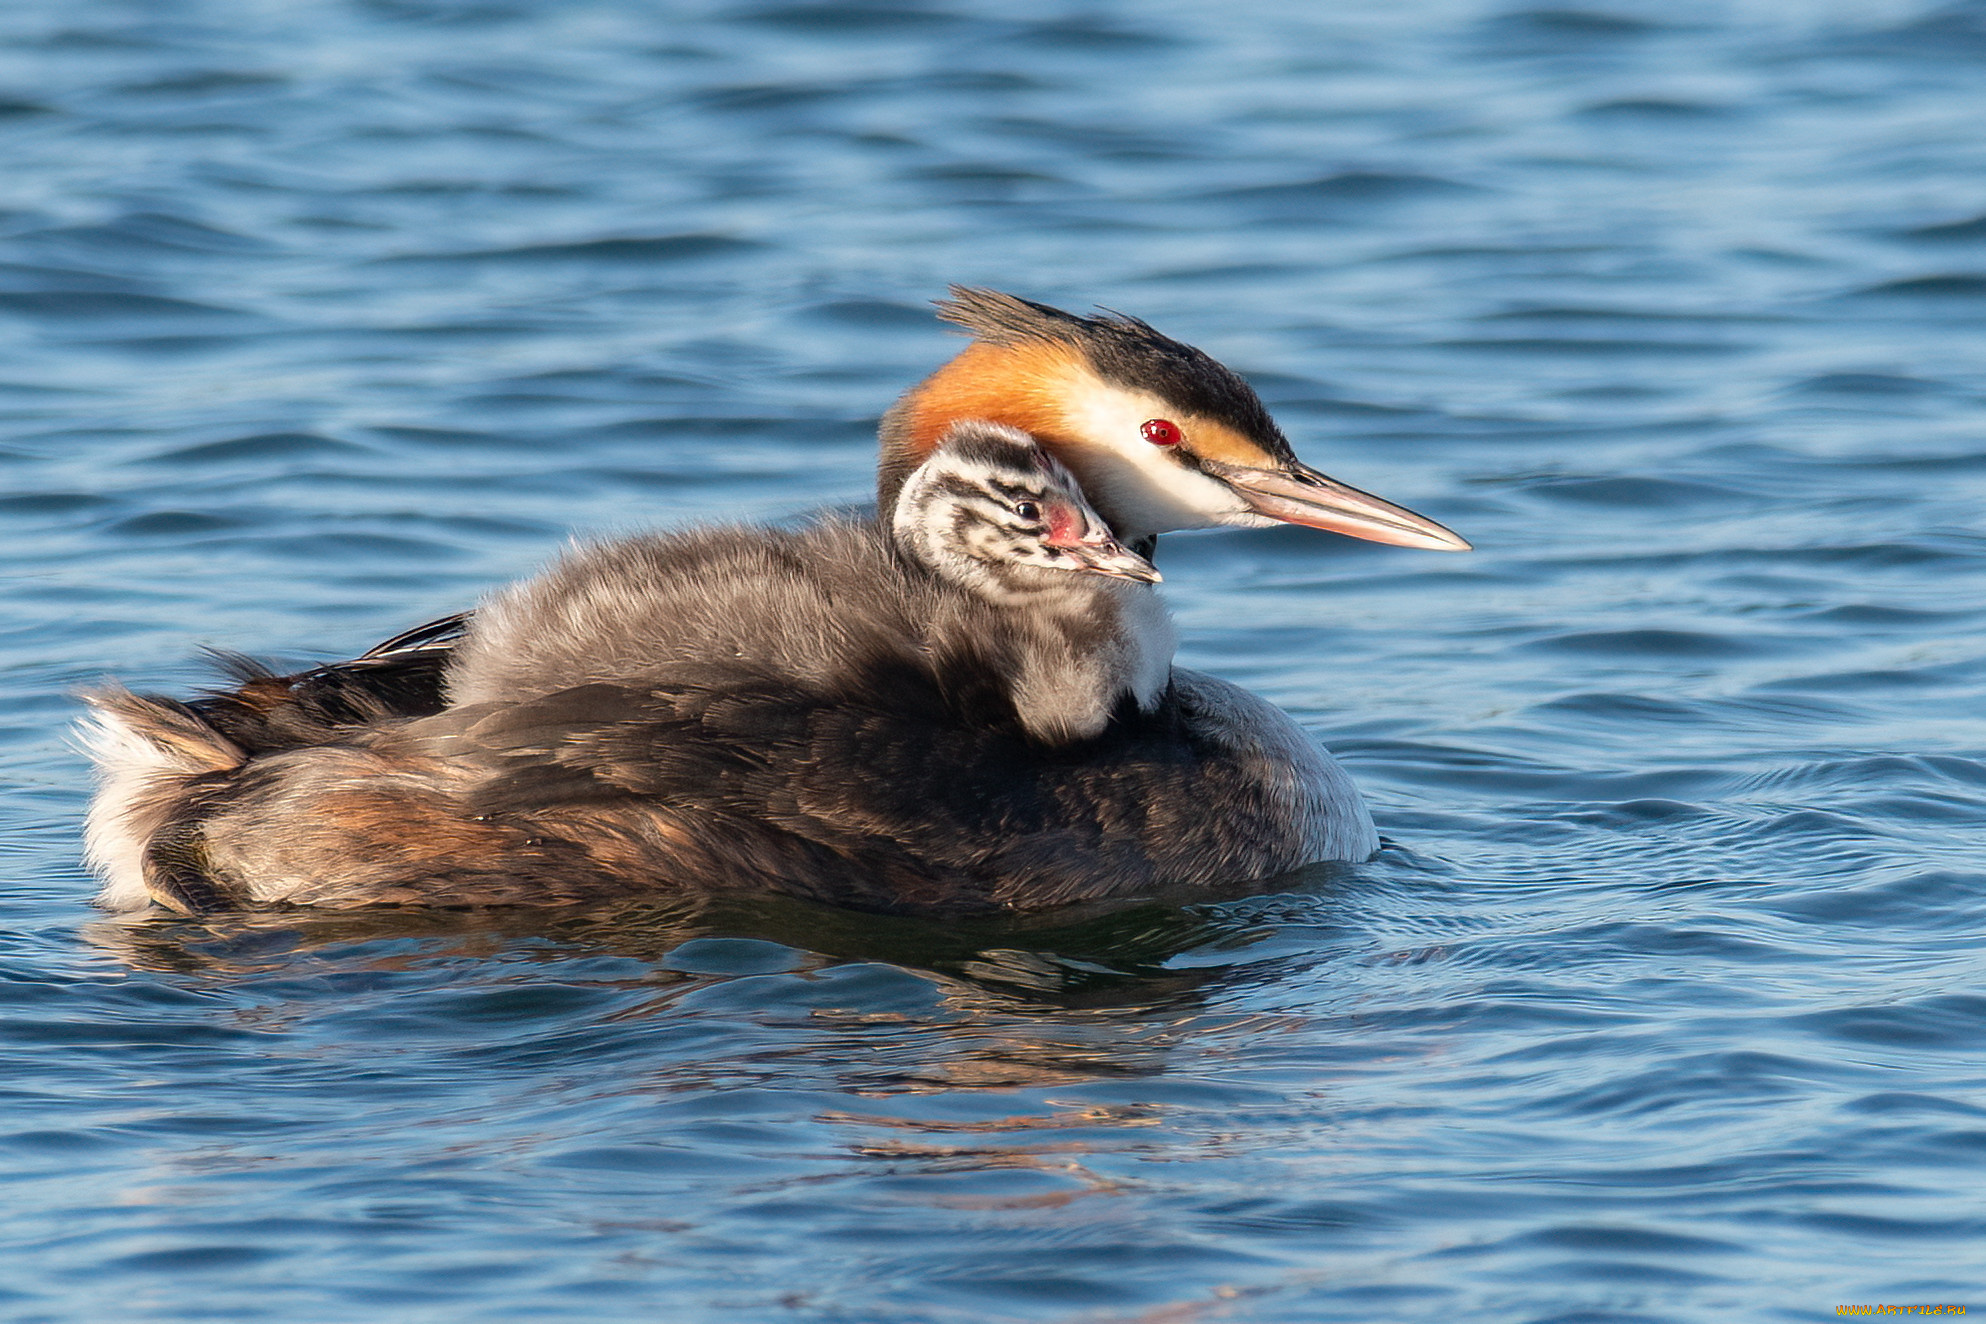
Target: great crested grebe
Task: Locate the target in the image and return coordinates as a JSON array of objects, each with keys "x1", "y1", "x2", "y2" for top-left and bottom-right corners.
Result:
[
  {"x1": 442, "y1": 426, "x2": 1167, "y2": 746},
  {"x1": 82, "y1": 290, "x2": 1470, "y2": 915},
  {"x1": 82, "y1": 425, "x2": 1176, "y2": 913},
  {"x1": 446, "y1": 420, "x2": 1172, "y2": 745}
]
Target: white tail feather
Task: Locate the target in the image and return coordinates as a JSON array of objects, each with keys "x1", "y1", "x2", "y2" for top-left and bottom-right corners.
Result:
[{"x1": 75, "y1": 691, "x2": 241, "y2": 912}]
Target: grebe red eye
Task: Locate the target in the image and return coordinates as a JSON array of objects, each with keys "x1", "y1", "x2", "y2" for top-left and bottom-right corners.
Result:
[{"x1": 1141, "y1": 418, "x2": 1181, "y2": 446}]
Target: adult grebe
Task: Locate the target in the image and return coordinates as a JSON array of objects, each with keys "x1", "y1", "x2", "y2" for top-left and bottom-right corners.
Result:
[
  {"x1": 82, "y1": 425, "x2": 1182, "y2": 913},
  {"x1": 83, "y1": 291, "x2": 1471, "y2": 914}
]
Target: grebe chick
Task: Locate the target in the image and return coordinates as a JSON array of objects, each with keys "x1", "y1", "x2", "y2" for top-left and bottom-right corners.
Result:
[
  {"x1": 445, "y1": 421, "x2": 1170, "y2": 745},
  {"x1": 81, "y1": 425, "x2": 1172, "y2": 914},
  {"x1": 890, "y1": 424, "x2": 1171, "y2": 742}
]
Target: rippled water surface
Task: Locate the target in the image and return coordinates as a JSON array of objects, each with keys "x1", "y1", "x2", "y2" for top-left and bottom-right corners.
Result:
[{"x1": 5, "y1": 1, "x2": 1986, "y2": 1319}]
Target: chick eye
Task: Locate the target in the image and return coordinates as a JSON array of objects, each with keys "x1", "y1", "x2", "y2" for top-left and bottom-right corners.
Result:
[
  {"x1": 1014, "y1": 501, "x2": 1041, "y2": 522},
  {"x1": 1141, "y1": 418, "x2": 1181, "y2": 446}
]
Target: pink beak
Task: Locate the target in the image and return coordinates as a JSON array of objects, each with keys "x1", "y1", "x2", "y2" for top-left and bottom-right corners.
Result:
[
  {"x1": 1043, "y1": 504, "x2": 1163, "y2": 582},
  {"x1": 1206, "y1": 459, "x2": 1472, "y2": 551}
]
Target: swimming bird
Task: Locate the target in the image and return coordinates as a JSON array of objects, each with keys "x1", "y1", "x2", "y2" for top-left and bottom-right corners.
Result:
[
  {"x1": 82, "y1": 425, "x2": 1191, "y2": 913},
  {"x1": 82, "y1": 290, "x2": 1470, "y2": 915}
]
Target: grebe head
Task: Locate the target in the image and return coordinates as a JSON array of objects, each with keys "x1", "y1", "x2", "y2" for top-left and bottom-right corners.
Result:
[
  {"x1": 877, "y1": 287, "x2": 1470, "y2": 550},
  {"x1": 891, "y1": 421, "x2": 1160, "y2": 599}
]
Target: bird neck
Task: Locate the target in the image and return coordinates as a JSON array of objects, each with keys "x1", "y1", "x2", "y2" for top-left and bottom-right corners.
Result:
[
  {"x1": 991, "y1": 578, "x2": 1176, "y2": 745},
  {"x1": 878, "y1": 340, "x2": 1094, "y2": 518}
]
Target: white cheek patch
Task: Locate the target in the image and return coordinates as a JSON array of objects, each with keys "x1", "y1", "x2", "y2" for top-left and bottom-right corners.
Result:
[{"x1": 1056, "y1": 379, "x2": 1258, "y2": 537}]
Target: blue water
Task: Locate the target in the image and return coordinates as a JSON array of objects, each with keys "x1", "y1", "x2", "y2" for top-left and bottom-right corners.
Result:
[{"x1": 4, "y1": 0, "x2": 1986, "y2": 1318}]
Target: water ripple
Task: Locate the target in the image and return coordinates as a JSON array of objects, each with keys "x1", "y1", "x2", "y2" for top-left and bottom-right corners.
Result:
[{"x1": 2, "y1": 0, "x2": 1985, "y2": 1319}]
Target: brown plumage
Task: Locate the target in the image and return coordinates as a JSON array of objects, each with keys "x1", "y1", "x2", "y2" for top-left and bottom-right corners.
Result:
[{"x1": 85, "y1": 658, "x2": 1366, "y2": 915}]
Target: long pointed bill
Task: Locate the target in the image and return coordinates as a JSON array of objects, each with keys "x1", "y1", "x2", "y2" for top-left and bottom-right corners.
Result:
[{"x1": 1206, "y1": 460, "x2": 1472, "y2": 551}]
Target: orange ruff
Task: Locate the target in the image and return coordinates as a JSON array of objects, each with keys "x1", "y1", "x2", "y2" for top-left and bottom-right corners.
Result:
[{"x1": 897, "y1": 340, "x2": 1088, "y2": 458}]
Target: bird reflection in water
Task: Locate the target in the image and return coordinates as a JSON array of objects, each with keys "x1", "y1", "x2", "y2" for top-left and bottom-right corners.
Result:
[{"x1": 82, "y1": 863, "x2": 1366, "y2": 1084}]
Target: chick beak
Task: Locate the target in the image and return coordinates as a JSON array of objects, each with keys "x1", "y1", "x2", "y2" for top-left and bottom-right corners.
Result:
[
  {"x1": 1205, "y1": 459, "x2": 1472, "y2": 551},
  {"x1": 1044, "y1": 518, "x2": 1163, "y2": 583}
]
